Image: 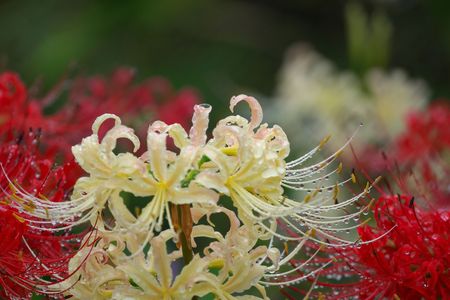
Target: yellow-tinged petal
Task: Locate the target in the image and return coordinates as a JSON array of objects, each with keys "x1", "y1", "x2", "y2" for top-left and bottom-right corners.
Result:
[
  {"x1": 190, "y1": 103, "x2": 211, "y2": 146},
  {"x1": 108, "y1": 191, "x2": 138, "y2": 229},
  {"x1": 116, "y1": 260, "x2": 162, "y2": 296},
  {"x1": 92, "y1": 114, "x2": 121, "y2": 135},
  {"x1": 102, "y1": 124, "x2": 140, "y2": 153},
  {"x1": 170, "y1": 183, "x2": 219, "y2": 206},
  {"x1": 194, "y1": 172, "x2": 229, "y2": 195},
  {"x1": 166, "y1": 146, "x2": 196, "y2": 186},
  {"x1": 150, "y1": 236, "x2": 173, "y2": 289},
  {"x1": 147, "y1": 131, "x2": 168, "y2": 182},
  {"x1": 230, "y1": 94, "x2": 263, "y2": 131}
]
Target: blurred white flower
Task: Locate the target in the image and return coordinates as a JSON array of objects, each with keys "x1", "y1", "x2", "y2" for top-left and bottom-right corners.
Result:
[{"x1": 273, "y1": 45, "x2": 429, "y2": 151}]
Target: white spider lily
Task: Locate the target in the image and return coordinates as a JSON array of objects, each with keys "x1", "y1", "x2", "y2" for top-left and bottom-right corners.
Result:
[
  {"x1": 0, "y1": 114, "x2": 146, "y2": 231},
  {"x1": 189, "y1": 207, "x2": 340, "y2": 294},
  {"x1": 6, "y1": 106, "x2": 217, "y2": 237},
  {"x1": 63, "y1": 248, "x2": 129, "y2": 300},
  {"x1": 58, "y1": 208, "x2": 330, "y2": 299},
  {"x1": 7, "y1": 94, "x2": 380, "y2": 260},
  {"x1": 55, "y1": 230, "x2": 207, "y2": 300},
  {"x1": 113, "y1": 235, "x2": 209, "y2": 300},
  {"x1": 195, "y1": 95, "x2": 377, "y2": 247},
  {"x1": 61, "y1": 221, "x2": 270, "y2": 300},
  {"x1": 129, "y1": 110, "x2": 217, "y2": 234},
  {"x1": 272, "y1": 46, "x2": 429, "y2": 151},
  {"x1": 4, "y1": 93, "x2": 399, "y2": 300},
  {"x1": 190, "y1": 208, "x2": 271, "y2": 299}
]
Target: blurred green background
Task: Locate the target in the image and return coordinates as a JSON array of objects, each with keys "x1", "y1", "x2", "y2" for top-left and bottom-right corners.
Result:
[{"x1": 1, "y1": 0, "x2": 449, "y2": 116}]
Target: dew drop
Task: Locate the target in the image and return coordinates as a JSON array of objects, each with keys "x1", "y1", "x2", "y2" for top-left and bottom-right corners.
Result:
[{"x1": 198, "y1": 103, "x2": 211, "y2": 109}]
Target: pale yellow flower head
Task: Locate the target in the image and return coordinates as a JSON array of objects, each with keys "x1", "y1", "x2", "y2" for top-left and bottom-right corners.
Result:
[
  {"x1": 12, "y1": 95, "x2": 376, "y2": 248},
  {"x1": 63, "y1": 211, "x2": 276, "y2": 300},
  {"x1": 12, "y1": 95, "x2": 386, "y2": 297}
]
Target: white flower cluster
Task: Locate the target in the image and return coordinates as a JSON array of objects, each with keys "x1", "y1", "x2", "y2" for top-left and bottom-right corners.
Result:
[
  {"x1": 11, "y1": 95, "x2": 380, "y2": 299},
  {"x1": 273, "y1": 45, "x2": 429, "y2": 151}
]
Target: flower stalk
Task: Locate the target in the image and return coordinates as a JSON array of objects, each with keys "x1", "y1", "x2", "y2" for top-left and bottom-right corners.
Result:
[
  {"x1": 172, "y1": 203, "x2": 198, "y2": 300},
  {"x1": 172, "y1": 203, "x2": 195, "y2": 265}
]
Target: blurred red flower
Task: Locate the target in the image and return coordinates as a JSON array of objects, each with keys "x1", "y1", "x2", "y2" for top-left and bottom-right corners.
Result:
[
  {"x1": 322, "y1": 102, "x2": 450, "y2": 299},
  {"x1": 0, "y1": 68, "x2": 198, "y2": 298},
  {"x1": 395, "y1": 102, "x2": 450, "y2": 164},
  {"x1": 281, "y1": 101, "x2": 450, "y2": 300},
  {"x1": 353, "y1": 102, "x2": 450, "y2": 174},
  {"x1": 0, "y1": 68, "x2": 199, "y2": 159},
  {"x1": 0, "y1": 136, "x2": 86, "y2": 299},
  {"x1": 282, "y1": 178, "x2": 449, "y2": 300},
  {"x1": 345, "y1": 193, "x2": 450, "y2": 299}
]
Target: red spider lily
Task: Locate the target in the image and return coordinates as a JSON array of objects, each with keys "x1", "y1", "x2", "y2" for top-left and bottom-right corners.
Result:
[
  {"x1": 281, "y1": 102, "x2": 450, "y2": 299},
  {"x1": 0, "y1": 72, "x2": 27, "y2": 112},
  {"x1": 281, "y1": 179, "x2": 449, "y2": 300},
  {"x1": 0, "y1": 136, "x2": 87, "y2": 299},
  {"x1": 0, "y1": 68, "x2": 198, "y2": 298},
  {"x1": 353, "y1": 102, "x2": 450, "y2": 174},
  {"x1": 0, "y1": 72, "x2": 35, "y2": 143},
  {"x1": 325, "y1": 104, "x2": 450, "y2": 299},
  {"x1": 395, "y1": 102, "x2": 450, "y2": 164},
  {"x1": 347, "y1": 193, "x2": 450, "y2": 299},
  {"x1": 0, "y1": 205, "x2": 31, "y2": 299},
  {"x1": 0, "y1": 68, "x2": 199, "y2": 159},
  {"x1": 359, "y1": 102, "x2": 450, "y2": 208}
]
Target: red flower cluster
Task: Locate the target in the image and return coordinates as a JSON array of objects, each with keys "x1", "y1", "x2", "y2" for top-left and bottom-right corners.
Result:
[
  {"x1": 318, "y1": 103, "x2": 450, "y2": 299},
  {"x1": 0, "y1": 69, "x2": 199, "y2": 299},
  {"x1": 282, "y1": 183, "x2": 449, "y2": 300},
  {"x1": 0, "y1": 138, "x2": 81, "y2": 299},
  {"x1": 0, "y1": 73, "x2": 31, "y2": 142},
  {"x1": 281, "y1": 101, "x2": 450, "y2": 299},
  {"x1": 395, "y1": 102, "x2": 450, "y2": 164},
  {"x1": 343, "y1": 193, "x2": 450, "y2": 299},
  {"x1": 353, "y1": 103, "x2": 450, "y2": 174},
  {"x1": 0, "y1": 68, "x2": 199, "y2": 158},
  {"x1": 0, "y1": 205, "x2": 31, "y2": 298}
]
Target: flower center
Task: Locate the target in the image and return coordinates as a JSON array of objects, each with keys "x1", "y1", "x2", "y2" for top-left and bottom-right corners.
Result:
[{"x1": 157, "y1": 181, "x2": 168, "y2": 190}]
